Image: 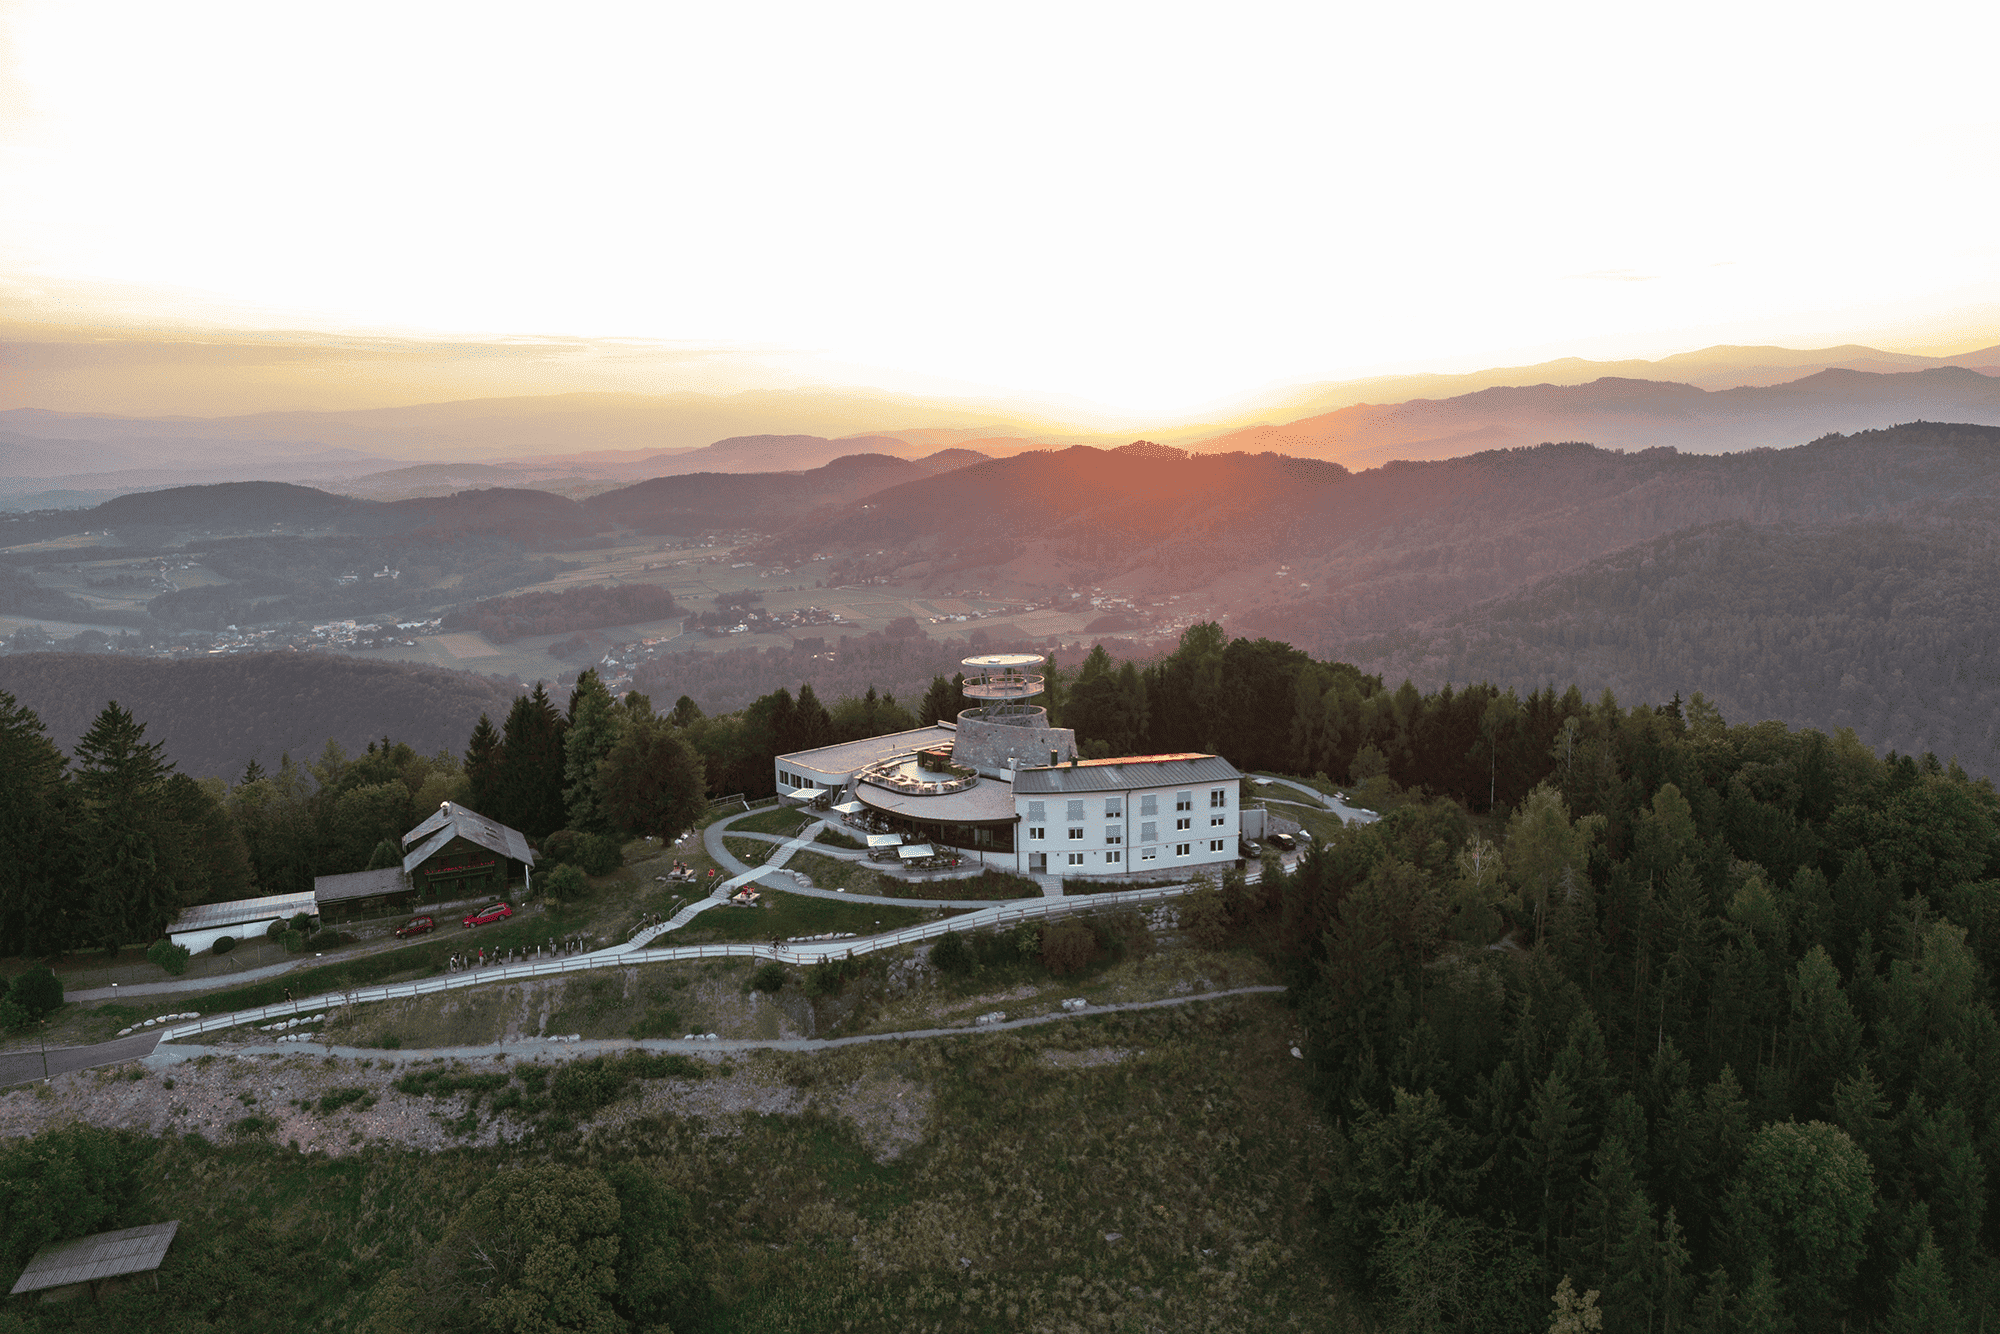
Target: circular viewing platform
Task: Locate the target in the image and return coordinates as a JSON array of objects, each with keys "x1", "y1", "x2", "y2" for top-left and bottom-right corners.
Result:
[
  {"x1": 962, "y1": 675, "x2": 1045, "y2": 701},
  {"x1": 961, "y1": 651, "x2": 1046, "y2": 703}
]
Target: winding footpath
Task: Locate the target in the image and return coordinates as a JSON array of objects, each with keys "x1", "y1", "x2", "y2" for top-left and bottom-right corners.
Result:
[{"x1": 14, "y1": 802, "x2": 1320, "y2": 1084}]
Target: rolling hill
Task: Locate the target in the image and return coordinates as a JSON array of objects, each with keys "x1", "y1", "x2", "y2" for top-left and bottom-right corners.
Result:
[{"x1": 0, "y1": 652, "x2": 520, "y2": 779}]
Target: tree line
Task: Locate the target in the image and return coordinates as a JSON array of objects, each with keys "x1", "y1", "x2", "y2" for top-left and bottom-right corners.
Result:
[{"x1": 1185, "y1": 687, "x2": 2000, "y2": 1328}]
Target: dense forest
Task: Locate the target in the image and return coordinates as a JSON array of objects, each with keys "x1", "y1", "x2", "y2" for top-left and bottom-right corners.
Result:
[
  {"x1": 1346, "y1": 512, "x2": 2000, "y2": 778},
  {"x1": 3, "y1": 616, "x2": 1998, "y2": 1326},
  {"x1": 1229, "y1": 701, "x2": 2000, "y2": 1329}
]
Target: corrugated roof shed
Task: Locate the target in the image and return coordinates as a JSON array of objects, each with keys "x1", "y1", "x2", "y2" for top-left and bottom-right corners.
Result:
[
  {"x1": 313, "y1": 867, "x2": 412, "y2": 904},
  {"x1": 11, "y1": 1221, "x2": 180, "y2": 1295},
  {"x1": 165, "y1": 891, "x2": 317, "y2": 936},
  {"x1": 401, "y1": 803, "x2": 535, "y2": 874},
  {"x1": 1013, "y1": 754, "x2": 1241, "y2": 794}
]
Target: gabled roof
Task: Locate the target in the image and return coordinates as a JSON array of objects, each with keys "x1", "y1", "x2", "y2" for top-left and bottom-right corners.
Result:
[
  {"x1": 1013, "y1": 753, "x2": 1242, "y2": 795},
  {"x1": 314, "y1": 866, "x2": 413, "y2": 903},
  {"x1": 402, "y1": 802, "x2": 535, "y2": 873},
  {"x1": 12, "y1": 1221, "x2": 180, "y2": 1295},
  {"x1": 166, "y1": 891, "x2": 318, "y2": 936}
]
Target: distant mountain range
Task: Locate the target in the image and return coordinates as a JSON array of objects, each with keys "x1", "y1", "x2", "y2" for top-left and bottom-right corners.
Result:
[
  {"x1": 7, "y1": 340, "x2": 2000, "y2": 509},
  {"x1": 1195, "y1": 365, "x2": 2000, "y2": 467}
]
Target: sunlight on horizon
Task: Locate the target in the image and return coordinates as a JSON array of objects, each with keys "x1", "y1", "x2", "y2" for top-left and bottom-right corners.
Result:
[{"x1": 3, "y1": 1, "x2": 1999, "y2": 417}]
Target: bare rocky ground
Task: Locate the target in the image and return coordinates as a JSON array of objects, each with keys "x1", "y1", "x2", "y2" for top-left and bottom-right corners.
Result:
[{"x1": 0, "y1": 930, "x2": 1250, "y2": 1165}]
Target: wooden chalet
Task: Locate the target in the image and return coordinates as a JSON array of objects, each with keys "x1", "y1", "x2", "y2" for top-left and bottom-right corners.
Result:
[
  {"x1": 313, "y1": 866, "x2": 420, "y2": 924},
  {"x1": 400, "y1": 802, "x2": 536, "y2": 899}
]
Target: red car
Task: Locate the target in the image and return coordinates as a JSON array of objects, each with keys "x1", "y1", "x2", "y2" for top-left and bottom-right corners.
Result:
[
  {"x1": 462, "y1": 902, "x2": 513, "y2": 928},
  {"x1": 394, "y1": 915, "x2": 436, "y2": 939}
]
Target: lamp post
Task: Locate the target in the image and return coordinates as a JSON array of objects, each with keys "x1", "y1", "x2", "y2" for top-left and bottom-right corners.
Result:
[{"x1": 38, "y1": 1019, "x2": 49, "y2": 1084}]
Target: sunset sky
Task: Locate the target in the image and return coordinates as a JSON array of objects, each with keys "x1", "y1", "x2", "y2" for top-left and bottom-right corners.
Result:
[{"x1": 3, "y1": 0, "x2": 1998, "y2": 419}]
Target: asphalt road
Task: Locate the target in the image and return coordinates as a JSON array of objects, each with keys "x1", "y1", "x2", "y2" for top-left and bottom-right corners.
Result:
[{"x1": 0, "y1": 1030, "x2": 161, "y2": 1088}]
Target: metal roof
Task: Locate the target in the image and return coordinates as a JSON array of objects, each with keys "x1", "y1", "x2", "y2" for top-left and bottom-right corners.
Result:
[
  {"x1": 401, "y1": 803, "x2": 535, "y2": 873},
  {"x1": 314, "y1": 867, "x2": 413, "y2": 904},
  {"x1": 1012, "y1": 754, "x2": 1241, "y2": 795},
  {"x1": 166, "y1": 891, "x2": 317, "y2": 935},
  {"x1": 12, "y1": 1221, "x2": 179, "y2": 1295},
  {"x1": 776, "y1": 726, "x2": 957, "y2": 777}
]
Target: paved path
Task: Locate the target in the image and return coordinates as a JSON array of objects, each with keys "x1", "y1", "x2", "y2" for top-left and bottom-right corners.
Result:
[
  {"x1": 704, "y1": 811, "x2": 1032, "y2": 910},
  {"x1": 1253, "y1": 775, "x2": 1380, "y2": 824},
  {"x1": 145, "y1": 986, "x2": 1287, "y2": 1068},
  {"x1": 0, "y1": 1030, "x2": 162, "y2": 1088}
]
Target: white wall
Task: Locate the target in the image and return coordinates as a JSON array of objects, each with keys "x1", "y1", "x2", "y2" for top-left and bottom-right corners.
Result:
[
  {"x1": 1016, "y1": 777, "x2": 1238, "y2": 878},
  {"x1": 171, "y1": 918, "x2": 285, "y2": 955}
]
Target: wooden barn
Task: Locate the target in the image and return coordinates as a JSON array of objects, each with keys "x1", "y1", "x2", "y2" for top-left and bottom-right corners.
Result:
[
  {"x1": 313, "y1": 866, "x2": 420, "y2": 924},
  {"x1": 400, "y1": 802, "x2": 536, "y2": 899}
]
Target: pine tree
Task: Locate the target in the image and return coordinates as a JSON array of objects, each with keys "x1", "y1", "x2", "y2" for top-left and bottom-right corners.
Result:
[
  {"x1": 463, "y1": 713, "x2": 503, "y2": 814},
  {"x1": 494, "y1": 685, "x2": 566, "y2": 838},
  {"x1": 0, "y1": 691, "x2": 74, "y2": 956},
  {"x1": 793, "y1": 684, "x2": 834, "y2": 751},
  {"x1": 561, "y1": 670, "x2": 622, "y2": 834},
  {"x1": 918, "y1": 674, "x2": 958, "y2": 727},
  {"x1": 72, "y1": 701, "x2": 182, "y2": 949}
]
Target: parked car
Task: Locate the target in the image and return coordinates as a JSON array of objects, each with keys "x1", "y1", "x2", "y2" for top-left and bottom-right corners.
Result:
[
  {"x1": 1268, "y1": 832, "x2": 1297, "y2": 851},
  {"x1": 1238, "y1": 839, "x2": 1262, "y2": 858},
  {"x1": 462, "y1": 902, "x2": 513, "y2": 928},
  {"x1": 394, "y1": 915, "x2": 436, "y2": 939}
]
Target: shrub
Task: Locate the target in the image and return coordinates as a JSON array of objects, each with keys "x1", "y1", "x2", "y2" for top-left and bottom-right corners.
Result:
[
  {"x1": 542, "y1": 864, "x2": 587, "y2": 902},
  {"x1": 929, "y1": 930, "x2": 973, "y2": 975},
  {"x1": 280, "y1": 930, "x2": 304, "y2": 953},
  {"x1": 1040, "y1": 918, "x2": 1099, "y2": 976},
  {"x1": 288, "y1": 912, "x2": 315, "y2": 935},
  {"x1": 266, "y1": 919, "x2": 286, "y2": 942},
  {"x1": 804, "y1": 957, "x2": 861, "y2": 998},
  {"x1": 212, "y1": 936, "x2": 236, "y2": 955},
  {"x1": 6, "y1": 967, "x2": 62, "y2": 1020},
  {"x1": 146, "y1": 938, "x2": 191, "y2": 977},
  {"x1": 751, "y1": 962, "x2": 787, "y2": 993},
  {"x1": 0, "y1": 1125, "x2": 148, "y2": 1265},
  {"x1": 1179, "y1": 881, "x2": 1231, "y2": 950},
  {"x1": 0, "y1": 999, "x2": 28, "y2": 1032},
  {"x1": 578, "y1": 833, "x2": 623, "y2": 876},
  {"x1": 542, "y1": 829, "x2": 584, "y2": 865}
]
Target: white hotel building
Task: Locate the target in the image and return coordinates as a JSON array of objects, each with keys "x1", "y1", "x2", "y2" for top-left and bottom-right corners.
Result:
[{"x1": 772, "y1": 653, "x2": 1242, "y2": 880}]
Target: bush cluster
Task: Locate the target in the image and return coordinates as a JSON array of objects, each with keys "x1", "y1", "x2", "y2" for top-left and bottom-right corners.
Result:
[{"x1": 146, "y1": 937, "x2": 191, "y2": 976}]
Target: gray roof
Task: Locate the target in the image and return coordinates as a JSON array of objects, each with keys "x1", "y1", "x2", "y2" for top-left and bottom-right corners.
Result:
[
  {"x1": 12, "y1": 1221, "x2": 179, "y2": 1295},
  {"x1": 776, "y1": 726, "x2": 957, "y2": 777},
  {"x1": 166, "y1": 891, "x2": 318, "y2": 935},
  {"x1": 1013, "y1": 754, "x2": 1241, "y2": 795},
  {"x1": 402, "y1": 803, "x2": 535, "y2": 873},
  {"x1": 314, "y1": 867, "x2": 413, "y2": 904}
]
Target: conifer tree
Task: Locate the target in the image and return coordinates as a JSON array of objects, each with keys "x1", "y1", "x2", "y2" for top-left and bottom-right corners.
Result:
[
  {"x1": 72, "y1": 700, "x2": 181, "y2": 949},
  {"x1": 561, "y1": 669, "x2": 622, "y2": 834},
  {"x1": 0, "y1": 691, "x2": 73, "y2": 956},
  {"x1": 463, "y1": 713, "x2": 503, "y2": 813}
]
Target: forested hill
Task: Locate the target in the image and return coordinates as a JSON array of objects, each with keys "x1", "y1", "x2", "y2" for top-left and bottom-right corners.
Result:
[
  {"x1": 1340, "y1": 510, "x2": 2000, "y2": 777},
  {"x1": 0, "y1": 653, "x2": 519, "y2": 779}
]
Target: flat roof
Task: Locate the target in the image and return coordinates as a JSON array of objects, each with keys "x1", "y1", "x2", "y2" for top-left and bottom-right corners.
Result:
[
  {"x1": 12, "y1": 1221, "x2": 179, "y2": 1295},
  {"x1": 1014, "y1": 754, "x2": 1241, "y2": 795},
  {"x1": 778, "y1": 726, "x2": 957, "y2": 777},
  {"x1": 167, "y1": 891, "x2": 317, "y2": 935},
  {"x1": 857, "y1": 772, "x2": 1019, "y2": 825}
]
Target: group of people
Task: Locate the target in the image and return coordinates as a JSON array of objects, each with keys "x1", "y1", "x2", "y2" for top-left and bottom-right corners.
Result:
[{"x1": 444, "y1": 937, "x2": 588, "y2": 972}]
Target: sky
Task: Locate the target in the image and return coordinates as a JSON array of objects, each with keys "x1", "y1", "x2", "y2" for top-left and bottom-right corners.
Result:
[{"x1": 3, "y1": 0, "x2": 1999, "y2": 419}]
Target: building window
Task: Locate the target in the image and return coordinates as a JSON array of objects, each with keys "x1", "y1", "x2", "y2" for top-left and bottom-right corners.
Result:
[
  {"x1": 1068, "y1": 827, "x2": 1084, "y2": 841},
  {"x1": 1105, "y1": 828, "x2": 1122, "y2": 844},
  {"x1": 1105, "y1": 798, "x2": 1122, "y2": 818},
  {"x1": 1029, "y1": 826, "x2": 1045, "y2": 840},
  {"x1": 1211, "y1": 814, "x2": 1227, "y2": 827},
  {"x1": 1175, "y1": 842, "x2": 1191, "y2": 857},
  {"x1": 1142, "y1": 846, "x2": 1157, "y2": 861},
  {"x1": 1175, "y1": 817, "x2": 1191, "y2": 832},
  {"x1": 1140, "y1": 794, "x2": 1158, "y2": 816},
  {"x1": 1210, "y1": 788, "x2": 1228, "y2": 808},
  {"x1": 1175, "y1": 791, "x2": 1192, "y2": 812},
  {"x1": 1068, "y1": 852, "x2": 1084, "y2": 866},
  {"x1": 1107, "y1": 849, "x2": 1122, "y2": 864},
  {"x1": 1210, "y1": 839, "x2": 1225, "y2": 852},
  {"x1": 1026, "y1": 801, "x2": 1046, "y2": 822},
  {"x1": 1066, "y1": 799, "x2": 1085, "y2": 821},
  {"x1": 1141, "y1": 821, "x2": 1157, "y2": 842}
]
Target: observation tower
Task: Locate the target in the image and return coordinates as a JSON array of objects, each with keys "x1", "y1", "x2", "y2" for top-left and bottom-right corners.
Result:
[{"x1": 952, "y1": 652, "x2": 1075, "y2": 776}]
